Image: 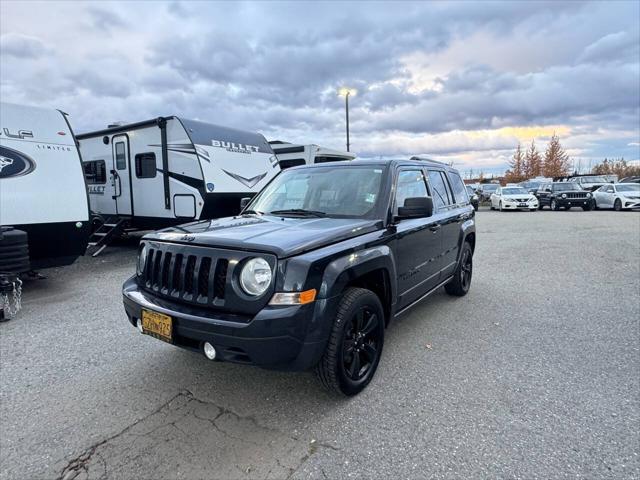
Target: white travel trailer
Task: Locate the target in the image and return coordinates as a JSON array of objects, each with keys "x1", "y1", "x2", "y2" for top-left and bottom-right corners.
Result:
[
  {"x1": 77, "y1": 117, "x2": 280, "y2": 230},
  {"x1": 269, "y1": 141, "x2": 355, "y2": 169},
  {"x1": 0, "y1": 102, "x2": 90, "y2": 271}
]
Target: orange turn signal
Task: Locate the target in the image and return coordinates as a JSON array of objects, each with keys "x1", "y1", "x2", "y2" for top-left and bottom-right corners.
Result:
[{"x1": 269, "y1": 289, "x2": 317, "y2": 305}]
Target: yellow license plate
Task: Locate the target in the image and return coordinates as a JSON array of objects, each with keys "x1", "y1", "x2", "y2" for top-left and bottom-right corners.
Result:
[{"x1": 141, "y1": 309, "x2": 173, "y2": 343}]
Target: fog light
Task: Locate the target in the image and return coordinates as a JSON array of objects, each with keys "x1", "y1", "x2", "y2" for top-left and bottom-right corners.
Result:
[
  {"x1": 136, "y1": 318, "x2": 144, "y2": 334},
  {"x1": 203, "y1": 342, "x2": 217, "y2": 360}
]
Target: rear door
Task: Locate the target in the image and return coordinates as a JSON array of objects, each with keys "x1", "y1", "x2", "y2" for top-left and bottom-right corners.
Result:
[
  {"x1": 426, "y1": 169, "x2": 462, "y2": 277},
  {"x1": 111, "y1": 135, "x2": 132, "y2": 215}
]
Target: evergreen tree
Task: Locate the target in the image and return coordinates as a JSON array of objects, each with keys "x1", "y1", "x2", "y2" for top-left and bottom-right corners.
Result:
[{"x1": 542, "y1": 133, "x2": 571, "y2": 177}]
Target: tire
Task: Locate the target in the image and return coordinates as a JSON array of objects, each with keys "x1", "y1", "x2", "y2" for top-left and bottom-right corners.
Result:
[
  {"x1": 614, "y1": 199, "x2": 622, "y2": 211},
  {"x1": 529, "y1": 209, "x2": 536, "y2": 212},
  {"x1": 490, "y1": 204, "x2": 494, "y2": 211},
  {"x1": 593, "y1": 199, "x2": 599, "y2": 210},
  {"x1": 551, "y1": 199, "x2": 560, "y2": 211},
  {"x1": 315, "y1": 288, "x2": 385, "y2": 396},
  {"x1": 499, "y1": 201, "x2": 503, "y2": 212},
  {"x1": 445, "y1": 242, "x2": 473, "y2": 297},
  {"x1": 538, "y1": 203, "x2": 544, "y2": 210},
  {"x1": 582, "y1": 201, "x2": 593, "y2": 211}
]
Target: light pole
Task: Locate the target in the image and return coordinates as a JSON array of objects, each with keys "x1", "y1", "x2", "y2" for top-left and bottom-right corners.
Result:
[{"x1": 338, "y1": 88, "x2": 356, "y2": 152}]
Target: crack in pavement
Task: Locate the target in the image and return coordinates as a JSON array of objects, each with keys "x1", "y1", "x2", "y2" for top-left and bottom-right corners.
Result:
[{"x1": 56, "y1": 389, "x2": 340, "y2": 480}]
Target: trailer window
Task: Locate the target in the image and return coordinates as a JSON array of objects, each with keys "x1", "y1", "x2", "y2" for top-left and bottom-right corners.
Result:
[
  {"x1": 83, "y1": 160, "x2": 106, "y2": 184},
  {"x1": 278, "y1": 158, "x2": 306, "y2": 169},
  {"x1": 135, "y1": 152, "x2": 157, "y2": 178},
  {"x1": 115, "y1": 142, "x2": 126, "y2": 170}
]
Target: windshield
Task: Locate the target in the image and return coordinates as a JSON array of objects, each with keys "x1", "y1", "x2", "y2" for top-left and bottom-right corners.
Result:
[
  {"x1": 247, "y1": 165, "x2": 384, "y2": 218},
  {"x1": 617, "y1": 184, "x2": 640, "y2": 193},
  {"x1": 502, "y1": 187, "x2": 528, "y2": 195},
  {"x1": 578, "y1": 176, "x2": 607, "y2": 183},
  {"x1": 482, "y1": 184, "x2": 498, "y2": 191},
  {"x1": 553, "y1": 183, "x2": 582, "y2": 192}
]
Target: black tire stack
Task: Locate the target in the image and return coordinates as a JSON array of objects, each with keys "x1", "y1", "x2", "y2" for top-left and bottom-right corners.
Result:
[{"x1": 0, "y1": 227, "x2": 30, "y2": 274}]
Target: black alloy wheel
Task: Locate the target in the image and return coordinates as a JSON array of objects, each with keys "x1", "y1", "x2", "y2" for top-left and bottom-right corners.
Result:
[
  {"x1": 341, "y1": 307, "x2": 381, "y2": 383},
  {"x1": 551, "y1": 199, "x2": 559, "y2": 211},
  {"x1": 445, "y1": 241, "x2": 473, "y2": 296}
]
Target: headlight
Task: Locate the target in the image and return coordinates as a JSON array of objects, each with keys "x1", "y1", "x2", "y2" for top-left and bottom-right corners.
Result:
[
  {"x1": 137, "y1": 243, "x2": 147, "y2": 275},
  {"x1": 240, "y1": 257, "x2": 272, "y2": 296},
  {"x1": 586, "y1": 192, "x2": 592, "y2": 198},
  {"x1": 561, "y1": 194, "x2": 567, "y2": 198}
]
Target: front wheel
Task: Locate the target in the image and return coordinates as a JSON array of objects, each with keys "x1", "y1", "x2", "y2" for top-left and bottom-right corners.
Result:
[
  {"x1": 445, "y1": 242, "x2": 473, "y2": 297},
  {"x1": 499, "y1": 201, "x2": 503, "y2": 212},
  {"x1": 315, "y1": 288, "x2": 385, "y2": 396},
  {"x1": 614, "y1": 199, "x2": 622, "y2": 211},
  {"x1": 551, "y1": 199, "x2": 560, "y2": 211}
]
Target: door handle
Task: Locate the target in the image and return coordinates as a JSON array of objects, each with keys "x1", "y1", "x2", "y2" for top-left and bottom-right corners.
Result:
[{"x1": 429, "y1": 224, "x2": 441, "y2": 232}]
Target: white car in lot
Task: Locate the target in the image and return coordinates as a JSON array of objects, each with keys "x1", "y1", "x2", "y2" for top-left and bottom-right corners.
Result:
[
  {"x1": 593, "y1": 183, "x2": 640, "y2": 211},
  {"x1": 490, "y1": 186, "x2": 538, "y2": 211}
]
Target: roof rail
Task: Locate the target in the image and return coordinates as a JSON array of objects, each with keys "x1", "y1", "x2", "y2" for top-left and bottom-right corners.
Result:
[{"x1": 410, "y1": 156, "x2": 449, "y2": 166}]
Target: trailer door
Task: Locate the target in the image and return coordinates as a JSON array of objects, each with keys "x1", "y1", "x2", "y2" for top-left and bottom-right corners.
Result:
[{"x1": 111, "y1": 135, "x2": 133, "y2": 216}]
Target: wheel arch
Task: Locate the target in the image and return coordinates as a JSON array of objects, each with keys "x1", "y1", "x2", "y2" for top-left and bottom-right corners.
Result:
[{"x1": 322, "y1": 246, "x2": 397, "y2": 325}]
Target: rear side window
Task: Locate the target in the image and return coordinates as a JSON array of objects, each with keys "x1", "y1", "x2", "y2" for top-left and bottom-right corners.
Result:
[
  {"x1": 115, "y1": 142, "x2": 126, "y2": 170},
  {"x1": 135, "y1": 152, "x2": 157, "y2": 178},
  {"x1": 427, "y1": 170, "x2": 454, "y2": 210},
  {"x1": 448, "y1": 172, "x2": 468, "y2": 204},
  {"x1": 83, "y1": 160, "x2": 106, "y2": 184}
]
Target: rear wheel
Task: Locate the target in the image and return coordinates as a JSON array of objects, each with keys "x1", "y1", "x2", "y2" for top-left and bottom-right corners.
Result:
[
  {"x1": 614, "y1": 199, "x2": 622, "y2": 211},
  {"x1": 315, "y1": 288, "x2": 385, "y2": 396},
  {"x1": 445, "y1": 242, "x2": 473, "y2": 297}
]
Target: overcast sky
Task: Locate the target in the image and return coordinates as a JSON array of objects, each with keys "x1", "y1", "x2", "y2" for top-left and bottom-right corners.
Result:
[{"x1": 1, "y1": 0, "x2": 638, "y2": 175}]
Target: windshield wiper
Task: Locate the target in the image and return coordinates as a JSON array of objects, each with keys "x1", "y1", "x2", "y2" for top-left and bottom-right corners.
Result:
[{"x1": 269, "y1": 209, "x2": 327, "y2": 217}]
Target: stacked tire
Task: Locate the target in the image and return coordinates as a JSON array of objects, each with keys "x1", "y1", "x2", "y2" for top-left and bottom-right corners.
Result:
[{"x1": 0, "y1": 227, "x2": 30, "y2": 274}]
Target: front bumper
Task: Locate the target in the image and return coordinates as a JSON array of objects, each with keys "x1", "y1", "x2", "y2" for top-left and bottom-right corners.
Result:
[
  {"x1": 501, "y1": 201, "x2": 538, "y2": 210},
  {"x1": 556, "y1": 198, "x2": 591, "y2": 208},
  {"x1": 122, "y1": 276, "x2": 339, "y2": 371},
  {"x1": 620, "y1": 199, "x2": 640, "y2": 210}
]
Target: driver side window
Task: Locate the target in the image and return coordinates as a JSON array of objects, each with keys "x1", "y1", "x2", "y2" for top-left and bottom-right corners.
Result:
[{"x1": 395, "y1": 170, "x2": 429, "y2": 214}]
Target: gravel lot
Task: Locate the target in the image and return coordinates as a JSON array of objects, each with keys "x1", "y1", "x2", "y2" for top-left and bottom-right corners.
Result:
[{"x1": 1, "y1": 209, "x2": 639, "y2": 480}]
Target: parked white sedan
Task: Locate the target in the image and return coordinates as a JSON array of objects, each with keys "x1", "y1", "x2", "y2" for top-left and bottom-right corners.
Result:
[
  {"x1": 593, "y1": 183, "x2": 640, "y2": 211},
  {"x1": 490, "y1": 186, "x2": 539, "y2": 211}
]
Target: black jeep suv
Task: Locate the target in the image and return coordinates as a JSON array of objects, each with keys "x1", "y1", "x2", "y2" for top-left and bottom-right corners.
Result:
[
  {"x1": 536, "y1": 182, "x2": 593, "y2": 211},
  {"x1": 123, "y1": 160, "x2": 476, "y2": 396}
]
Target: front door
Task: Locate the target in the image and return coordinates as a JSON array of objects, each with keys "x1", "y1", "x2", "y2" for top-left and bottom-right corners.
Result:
[
  {"x1": 111, "y1": 135, "x2": 132, "y2": 215},
  {"x1": 393, "y1": 169, "x2": 443, "y2": 309}
]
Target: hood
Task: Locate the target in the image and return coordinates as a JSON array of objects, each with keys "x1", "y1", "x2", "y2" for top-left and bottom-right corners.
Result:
[
  {"x1": 503, "y1": 194, "x2": 534, "y2": 200},
  {"x1": 147, "y1": 215, "x2": 383, "y2": 258}
]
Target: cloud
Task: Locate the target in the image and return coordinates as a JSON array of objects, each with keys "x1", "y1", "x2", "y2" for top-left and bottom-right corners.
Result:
[{"x1": 0, "y1": 33, "x2": 49, "y2": 58}]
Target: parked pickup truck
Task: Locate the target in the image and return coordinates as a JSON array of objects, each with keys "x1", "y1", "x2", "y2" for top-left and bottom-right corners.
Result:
[{"x1": 123, "y1": 159, "x2": 476, "y2": 396}]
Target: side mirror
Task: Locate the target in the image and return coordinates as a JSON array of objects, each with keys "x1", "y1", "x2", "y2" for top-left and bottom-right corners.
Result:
[
  {"x1": 397, "y1": 197, "x2": 433, "y2": 219},
  {"x1": 240, "y1": 197, "x2": 252, "y2": 209}
]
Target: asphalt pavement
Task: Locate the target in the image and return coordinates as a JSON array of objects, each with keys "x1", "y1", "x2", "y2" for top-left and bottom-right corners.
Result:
[{"x1": 1, "y1": 209, "x2": 639, "y2": 479}]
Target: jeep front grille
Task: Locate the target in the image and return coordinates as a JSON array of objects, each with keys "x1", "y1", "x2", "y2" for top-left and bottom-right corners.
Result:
[{"x1": 143, "y1": 248, "x2": 229, "y2": 305}]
